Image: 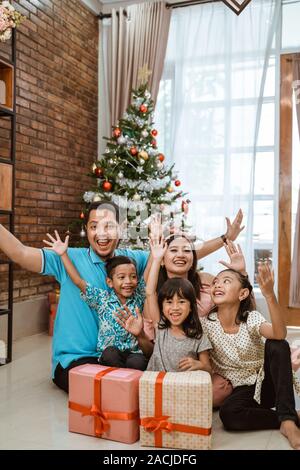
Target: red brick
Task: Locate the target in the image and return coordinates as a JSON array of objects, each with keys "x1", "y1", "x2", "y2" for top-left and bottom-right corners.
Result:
[
  {"x1": 0, "y1": 0, "x2": 97, "y2": 304},
  {"x1": 20, "y1": 287, "x2": 38, "y2": 297}
]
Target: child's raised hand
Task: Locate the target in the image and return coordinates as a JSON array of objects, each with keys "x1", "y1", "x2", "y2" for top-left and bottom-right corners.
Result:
[
  {"x1": 150, "y1": 236, "x2": 167, "y2": 260},
  {"x1": 149, "y1": 213, "x2": 163, "y2": 243},
  {"x1": 256, "y1": 261, "x2": 275, "y2": 299},
  {"x1": 43, "y1": 230, "x2": 69, "y2": 256},
  {"x1": 219, "y1": 240, "x2": 247, "y2": 275},
  {"x1": 114, "y1": 306, "x2": 143, "y2": 337}
]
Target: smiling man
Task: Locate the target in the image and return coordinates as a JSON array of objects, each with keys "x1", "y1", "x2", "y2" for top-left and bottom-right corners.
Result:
[
  {"x1": 86, "y1": 202, "x2": 121, "y2": 260},
  {"x1": 46, "y1": 201, "x2": 150, "y2": 391},
  {"x1": 0, "y1": 200, "x2": 244, "y2": 392},
  {"x1": 0, "y1": 201, "x2": 148, "y2": 392}
]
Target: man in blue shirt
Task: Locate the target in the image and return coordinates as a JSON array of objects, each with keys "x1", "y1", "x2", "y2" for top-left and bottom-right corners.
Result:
[
  {"x1": 42, "y1": 200, "x2": 149, "y2": 391},
  {"x1": 0, "y1": 201, "x2": 244, "y2": 392}
]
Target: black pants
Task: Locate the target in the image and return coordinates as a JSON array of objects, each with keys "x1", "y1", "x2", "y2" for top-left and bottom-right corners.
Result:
[
  {"x1": 219, "y1": 339, "x2": 299, "y2": 431},
  {"x1": 53, "y1": 356, "x2": 99, "y2": 393},
  {"x1": 99, "y1": 346, "x2": 148, "y2": 371}
]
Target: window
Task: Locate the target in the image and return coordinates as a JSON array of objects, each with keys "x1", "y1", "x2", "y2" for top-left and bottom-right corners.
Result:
[
  {"x1": 292, "y1": 93, "x2": 300, "y2": 249},
  {"x1": 282, "y1": 0, "x2": 300, "y2": 50},
  {"x1": 155, "y1": 3, "x2": 277, "y2": 283}
]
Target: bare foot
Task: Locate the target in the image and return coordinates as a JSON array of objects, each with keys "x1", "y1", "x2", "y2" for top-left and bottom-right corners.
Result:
[{"x1": 280, "y1": 420, "x2": 300, "y2": 450}]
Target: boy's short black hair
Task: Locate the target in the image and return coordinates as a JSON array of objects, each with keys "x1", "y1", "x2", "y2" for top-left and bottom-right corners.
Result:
[
  {"x1": 86, "y1": 200, "x2": 121, "y2": 224},
  {"x1": 105, "y1": 256, "x2": 137, "y2": 279}
]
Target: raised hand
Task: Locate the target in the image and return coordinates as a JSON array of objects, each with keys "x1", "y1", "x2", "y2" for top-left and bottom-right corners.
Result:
[
  {"x1": 219, "y1": 240, "x2": 247, "y2": 275},
  {"x1": 149, "y1": 236, "x2": 167, "y2": 261},
  {"x1": 149, "y1": 213, "x2": 163, "y2": 243},
  {"x1": 114, "y1": 306, "x2": 143, "y2": 337},
  {"x1": 43, "y1": 230, "x2": 69, "y2": 256},
  {"x1": 225, "y1": 209, "x2": 245, "y2": 241},
  {"x1": 256, "y1": 261, "x2": 275, "y2": 299}
]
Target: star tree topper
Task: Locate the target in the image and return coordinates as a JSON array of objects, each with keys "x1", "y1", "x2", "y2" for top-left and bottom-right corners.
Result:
[{"x1": 137, "y1": 64, "x2": 152, "y2": 86}]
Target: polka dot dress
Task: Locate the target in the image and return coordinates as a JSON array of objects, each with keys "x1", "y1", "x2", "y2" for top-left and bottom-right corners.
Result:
[{"x1": 200, "y1": 311, "x2": 266, "y2": 403}]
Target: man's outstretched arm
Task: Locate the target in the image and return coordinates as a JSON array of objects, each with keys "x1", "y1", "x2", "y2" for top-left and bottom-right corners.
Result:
[{"x1": 0, "y1": 224, "x2": 43, "y2": 273}]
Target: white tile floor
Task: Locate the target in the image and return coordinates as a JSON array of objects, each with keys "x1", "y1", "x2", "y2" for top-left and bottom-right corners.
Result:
[{"x1": 0, "y1": 332, "x2": 299, "y2": 450}]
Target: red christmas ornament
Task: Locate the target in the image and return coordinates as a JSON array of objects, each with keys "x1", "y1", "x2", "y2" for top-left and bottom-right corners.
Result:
[
  {"x1": 140, "y1": 105, "x2": 148, "y2": 113},
  {"x1": 175, "y1": 180, "x2": 181, "y2": 187},
  {"x1": 151, "y1": 139, "x2": 157, "y2": 148},
  {"x1": 130, "y1": 146, "x2": 138, "y2": 156},
  {"x1": 158, "y1": 153, "x2": 165, "y2": 162},
  {"x1": 113, "y1": 127, "x2": 121, "y2": 138},
  {"x1": 80, "y1": 211, "x2": 85, "y2": 219},
  {"x1": 102, "y1": 181, "x2": 112, "y2": 192},
  {"x1": 151, "y1": 129, "x2": 158, "y2": 137},
  {"x1": 94, "y1": 167, "x2": 104, "y2": 178}
]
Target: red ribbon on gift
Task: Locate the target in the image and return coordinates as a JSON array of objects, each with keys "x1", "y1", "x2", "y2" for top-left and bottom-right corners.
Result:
[
  {"x1": 140, "y1": 371, "x2": 211, "y2": 447},
  {"x1": 69, "y1": 367, "x2": 139, "y2": 437},
  {"x1": 141, "y1": 416, "x2": 173, "y2": 433}
]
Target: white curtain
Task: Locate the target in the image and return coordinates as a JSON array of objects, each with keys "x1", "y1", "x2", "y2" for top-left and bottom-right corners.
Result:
[
  {"x1": 289, "y1": 58, "x2": 300, "y2": 308},
  {"x1": 155, "y1": 0, "x2": 280, "y2": 280},
  {"x1": 99, "y1": 18, "x2": 112, "y2": 156}
]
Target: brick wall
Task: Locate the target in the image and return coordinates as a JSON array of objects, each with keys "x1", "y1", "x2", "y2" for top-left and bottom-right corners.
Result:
[{"x1": 0, "y1": 0, "x2": 98, "y2": 303}]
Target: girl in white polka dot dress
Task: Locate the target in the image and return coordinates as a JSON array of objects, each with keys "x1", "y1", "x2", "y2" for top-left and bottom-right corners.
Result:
[{"x1": 200, "y1": 241, "x2": 300, "y2": 450}]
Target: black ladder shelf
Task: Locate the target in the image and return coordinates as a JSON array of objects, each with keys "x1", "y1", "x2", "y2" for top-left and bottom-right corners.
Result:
[{"x1": 0, "y1": 29, "x2": 16, "y2": 365}]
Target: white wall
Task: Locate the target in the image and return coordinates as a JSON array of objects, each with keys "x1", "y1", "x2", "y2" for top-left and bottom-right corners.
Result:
[
  {"x1": 0, "y1": 297, "x2": 49, "y2": 342},
  {"x1": 101, "y1": 0, "x2": 184, "y2": 14},
  {"x1": 255, "y1": 295, "x2": 269, "y2": 321},
  {"x1": 80, "y1": 0, "x2": 102, "y2": 14}
]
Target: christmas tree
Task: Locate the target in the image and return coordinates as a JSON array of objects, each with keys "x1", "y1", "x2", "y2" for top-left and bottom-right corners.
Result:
[{"x1": 78, "y1": 78, "x2": 189, "y2": 248}]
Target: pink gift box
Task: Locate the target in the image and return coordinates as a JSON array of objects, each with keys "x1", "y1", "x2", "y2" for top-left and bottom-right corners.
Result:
[{"x1": 69, "y1": 364, "x2": 143, "y2": 444}]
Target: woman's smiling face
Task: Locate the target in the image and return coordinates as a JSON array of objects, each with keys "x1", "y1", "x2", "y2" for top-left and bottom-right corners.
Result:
[{"x1": 163, "y1": 237, "x2": 194, "y2": 276}]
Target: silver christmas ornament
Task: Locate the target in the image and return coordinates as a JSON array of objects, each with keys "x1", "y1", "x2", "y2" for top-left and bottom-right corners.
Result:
[
  {"x1": 133, "y1": 98, "x2": 143, "y2": 108},
  {"x1": 132, "y1": 193, "x2": 141, "y2": 201},
  {"x1": 80, "y1": 227, "x2": 86, "y2": 238},
  {"x1": 117, "y1": 136, "x2": 126, "y2": 145},
  {"x1": 118, "y1": 172, "x2": 124, "y2": 179},
  {"x1": 83, "y1": 191, "x2": 95, "y2": 203}
]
